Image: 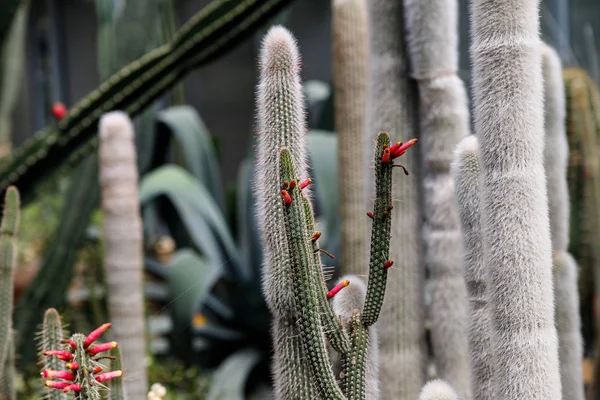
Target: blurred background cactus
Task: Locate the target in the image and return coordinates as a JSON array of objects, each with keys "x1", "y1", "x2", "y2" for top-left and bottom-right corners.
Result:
[{"x1": 0, "y1": 0, "x2": 600, "y2": 398}]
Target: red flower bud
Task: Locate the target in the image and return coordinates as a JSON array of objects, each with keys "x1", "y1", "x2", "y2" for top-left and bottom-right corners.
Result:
[
  {"x1": 88, "y1": 341, "x2": 118, "y2": 356},
  {"x1": 367, "y1": 211, "x2": 374, "y2": 219},
  {"x1": 84, "y1": 323, "x2": 111, "y2": 348},
  {"x1": 95, "y1": 370, "x2": 123, "y2": 383},
  {"x1": 63, "y1": 384, "x2": 82, "y2": 393},
  {"x1": 62, "y1": 339, "x2": 77, "y2": 349},
  {"x1": 381, "y1": 148, "x2": 391, "y2": 163},
  {"x1": 289, "y1": 180, "x2": 297, "y2": 190},
  {"x1": 384, "y1": 260, "x2": 394, "y2": 269},
  {"x1": 327, "y1": 279, "x2": 350, "y2": 299},
  {"x1": 311, "y1": 231, "x2": 321, "y2": 242},
  {"x1": 44, "y1": 350, "x2": 73, "y2": 361},
  {"x1": 51, "y1": 102, "x2": 67, "y2": 121},
  {"x1": 92, "y1": 366, "x2": 103, "y2": 374},
  {"x1": 281, "y1": 190, "x2": 292, "y2": 205},
  {"x1": 45, "y1": 381, "x2": 71, "y2": 390},
  {"x1": 300, "y1": 178, "x2": 312, "y2": 189},
  {"x1": 66, "y1": 362, "x2": 79, "y2": 370},
  {"x1": 41, "y1": 370, "x2": 75, "y2": 380}
]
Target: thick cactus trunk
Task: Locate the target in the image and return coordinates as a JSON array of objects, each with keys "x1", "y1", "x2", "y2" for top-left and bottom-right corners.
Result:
[
  {"x1": 364, "y1": 1, "x2": 425, "y2": 398},
  {"x1": 404, "y1": 0, "x2": 471, "y2": 397},
  {"x1": 332, "y1": 0, "x2": 369, "y2": 277},
  {"x1": 98, "y1": 112, "x2": 148, "y2": 398},
  {"x1": 469, "y1": 0, "x2": 562, "y2": 398}
]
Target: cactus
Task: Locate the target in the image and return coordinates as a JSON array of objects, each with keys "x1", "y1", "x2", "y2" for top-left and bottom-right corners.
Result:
[
  {"x1": 256, "y1": 26, "x2": 417, "y2": 399},
  {"x1": 98, "y1": 111, "x2": 147, "y2": 398},
  {"x1": 41, "y1": 323, "x2": 123, "y2": 399},
  {"x1": 0, "y1": 0, "x2": 296, "y2": 204},
  {"x1": 332, "y1": 0, "x2": 369, "y2": 277},
  {"x1": 418, "y1": 380, "x2": 459, "y2": 400},
  {"x1": 542, "y1": 44, "x2": 585, "y2": 400},
  {"x1": 452, "y1": 135, "x2": 494, "y2": 400},
  {"x1": 38, "y1": 308, "x2": 70, "y2": 400},
  {"x1": 404, "y1": 0, "x2": 471, "y2": 397},
  {"x1": 469, "y1": 0, "x2": 561, "y2": 398},
  {"x1": 363, "y1": 2, "x2": 425, "y2": 398}
]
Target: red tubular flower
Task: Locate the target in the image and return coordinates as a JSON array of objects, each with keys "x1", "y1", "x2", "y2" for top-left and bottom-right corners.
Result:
[
  {"x1": 63, "y1": 384, "x2": 82, "y2": 393},
  {"x1": 391, "y1": 138, "x2": 418, "y2": 158},
  {"x1": 381, "y1": 147, "x2": 391, "y2": 163},
  {"x1": 389, "y1": 141, "x2": 403, "y2": 154},
  {"x1": 45, "y1": 381, "x2": 71, "y2": 390},
  {"x1": 384, "y1": 260, "x2": 394, "y2": 269},
  {"x1": 327, "y1": 279, "x2": 350, "y2": 299},
  {"x1": 95, "y1": 370, "x2": 123, "y2": 383},
  {"x1": 300, "y1": 178, "x2": 312, "y2": 189},
  {"x1": 84, "y1": 323, "x2": 111, "y2": 348},
  {"x1": 41, "y1": 370, "x2": 75, "y2": 380},
  {"x1": 88, "y1": 341, "x2": 118, "y2": 356},
  {"x1": 62, "y1": 339, "x2": 77, "y2": 349},
  {"x1": 66, "y1": 362, "x2": 79, "y2": 370},
  {"x1": 281, "y1": 190, "x2": 292, "y2": 205},
  {"x1": 311, "y1": 231, "x2": 321, "y2": 242},
  {"x1": 366, "y1": 211, "x2": 374, "y2": 219},
  {"x1": 51, "y1": 102, "x2": 67, "y2": 121},
  {"x1": 92, "y1": 366, "x2": 103, "y2": 374},
  {"x1": 44, "y1": 350, "x2": 73, "y2": 361}
]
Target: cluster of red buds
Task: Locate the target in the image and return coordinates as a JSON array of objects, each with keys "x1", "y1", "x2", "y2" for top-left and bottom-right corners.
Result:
[
  {"x1": 42, "y1": 323, "x2": 123, "y2": 393},
  {"x1": 281, "y1": 178, "x2": 312, "y2": 205},
  {"x1": 381, "y1": 138, "x2": 418, "y2": 164}
]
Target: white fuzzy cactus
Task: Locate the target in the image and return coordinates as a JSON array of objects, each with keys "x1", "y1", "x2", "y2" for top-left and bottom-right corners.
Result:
[
  {"x1": 404, "y1": 0, "x2": 471, "y2": 397},
  {"x1": 364, "y1": 1, "x2": 425, "y2": 398},
  {"x1": 469, "y1": 0, "x2": 562, "y2": 398},
  {"x1": 542, "y1": 43, "x2": 585, "y2": 400},
  {"x1": 452, "y1": 135, "x2": 495, "y2": 400},
  {"x1": 254, "y1": 26, "x2": 319, "y2": 399},
  {"x1": 331, "y1": 275, "x2": 380, "y2": 400},
  {"x1": 333, "y1": 0, "x2": 370, "y2": 278},
  {"x1": 98, "y1": 111, "x2": 147, "y2": 398},
  {"x1": 418, "y1": 379, "x2": 459, "y2": 400}
]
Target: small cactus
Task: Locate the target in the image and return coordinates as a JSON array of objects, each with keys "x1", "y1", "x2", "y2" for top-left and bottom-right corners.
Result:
[
  {"x1": 418, "y1": 380, "x2": 459, "y2": 400},
  {"x1": 41, "y1": 323, "x2": 123, "y2": 399}
]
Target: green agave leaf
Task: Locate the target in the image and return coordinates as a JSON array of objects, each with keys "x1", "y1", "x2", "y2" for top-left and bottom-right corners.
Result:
[
  {"x1": 154, "y1": 105, "x2": 224, "y2": 208},
  {"x1": 307, "y1": 130, "x2": 340, "y2": 269},
  {"x1": 206, "y1": 348, "x2": 263, "y2": 400},
  {"x1": 139, "y1": 165, "x2": 240, "y2": 275},
  {"x1": 236, "y1": 159, "x2": 262, "y2": 284},
  {"x1": 167, "y1": 248, "x2": 217, "y2": 362}
]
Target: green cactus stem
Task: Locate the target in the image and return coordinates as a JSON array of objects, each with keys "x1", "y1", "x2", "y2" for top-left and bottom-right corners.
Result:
[
  {"x1": 38, "y1": 308, "x2": 69, "y2": 400},
  {"x1": 0, "y1": 0, "x2": 295, "y2": 204}
]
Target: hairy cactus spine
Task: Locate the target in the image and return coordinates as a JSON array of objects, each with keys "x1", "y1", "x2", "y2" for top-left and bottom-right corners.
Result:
[
  {"x1": 364, "y1": 1, "x2": 425, "y2": 398},
  {"x1": 542, "y1": 44, "x2": 585, "y2": 400},
  {"x1": 98, "y1": 111, "x2": 147, "y2": 398},
  {"x1": 418, "y1": 380, "x2": 459, "y2": 400},
  {"x1": 332, "y1": 0, "x2": 369, "y2": 277},
  {"x1": 452, "y1": 135, "x2": 494, "y2": 400},
  {"x1": 255, "y1": 26, "x2": 320, "y2": 399},
  {"x1": 404, "y1": 0, "x2": 471, "y2": 397},
  {"x1": 39, "y1": 309, "x2": 69, "y2": 400},
  {"x1": 469, "y1": 0, "x2": 562, "y2": 398}
]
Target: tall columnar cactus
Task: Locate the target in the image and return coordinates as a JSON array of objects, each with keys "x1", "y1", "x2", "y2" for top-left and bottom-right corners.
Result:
[
  {"x1": 418, "y1": 380, "x2": 459, "y2": 400},
  {"x1": 542, "y1": 43, "x2": 585, "y2": 400},
  {"x1": 256, "y1": 25, "x2": 417, "y2": 400},
  {"x1": 38, "y1": 309, "x2": 70, "y2": 400},
  {"x1": 98, "y1": 111, "x2": 147, "y2": 398},
  {"x1": 404, "y1": 0, "x2": 471, "y2": 397},
  {"x1": 41, "y1": 322, "x2": 123, "y2": 399},
  {"x1": 0, "y1": 186, "x2": 18, "y2": 400},
  {"x1": 452, "y1": 135, "x2": 494, "y2": 400},
  {"x1": 332, "y1": 0, "x2": 369, "y2": 277},
  {"x1": 469, "y1": 0, "x2": 561, "y2": 398},
  {"x1": 363, "y1": 1, "x2": 425, "y2": 398}
]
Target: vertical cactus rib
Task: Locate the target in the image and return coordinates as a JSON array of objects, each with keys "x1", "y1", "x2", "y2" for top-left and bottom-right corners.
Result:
[
  {"x1": 469, "y1": 0, "x2": 561, "y2": 398},
  {"x1": 404, "y1": 0, "x2": 471, "y2": 397},
  {"x1": 418, "y1": 380, "x2": 459, "y2": 400},
  {"x1": 38, "y1": 309, "x2": 69, "y2": 400},
  {"x1": 340, "y1": 312, "x2": 369, "y2": 400},
  {"x1": 542, "y1": 44, "x2": 585, "y2": 400},
  {"x1": 452, "y1": 135, "x2": 494, "y2": 400},
  {"x1": 0, "y1": 186, "x2": 19, "y2": 379},
  {"x1": 332, "y1": 275, "x2": 380, "y2": 400},
  {"x1": 332, "y1": 0, "x2": 369, "y2": 277},
  {"x1": 98, "y1": 112, "x2": 147, "y2": 398},
  {"x1": 364, "y1": 1, "x2": 425, "y2": 397},
  {"x1": 109, "y1": 347, "x2": 126, "y2": 400},
  {"x1": 362, "y1": 132, "x2": 393, "y2": 327},
  {"x1": 255, "y1": 25, "x2": 320, "y2": 399},
  {"x1": 0, "y1": 333, "x2": 15, "y2": 400}
]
